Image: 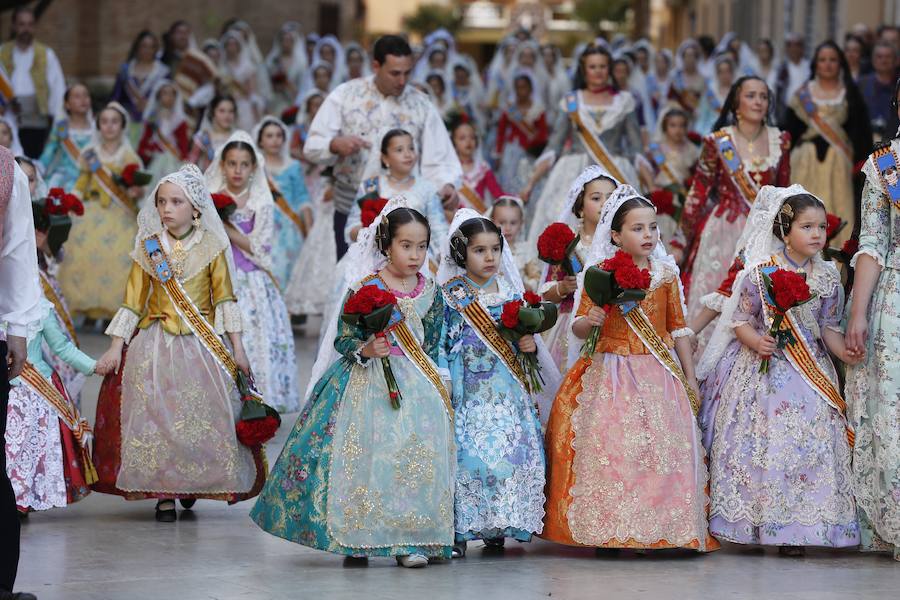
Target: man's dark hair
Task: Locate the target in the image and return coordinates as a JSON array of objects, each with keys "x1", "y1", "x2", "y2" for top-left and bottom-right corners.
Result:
[
  {"x1": 373, "y1": 35, "x2": 412, "y2": 64},
  {"x1": 11, "y1": 6, "x2": 35, "y2": 25}
]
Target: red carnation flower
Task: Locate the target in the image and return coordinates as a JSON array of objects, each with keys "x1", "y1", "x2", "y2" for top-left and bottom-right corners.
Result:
[
  {"x1": 48, "y1": 187, "x2": 65, "y2": 199},
  {"x1": 523, "y1": 290, "x2": 542, "y2": 306},
  {"x1": 500, "y1": 300, "x2": 522, "y2": 329},
  {"x1": 537, "y1": 222, "x2": 576, "y2": 263},
  {"x1": 769, "y1": 268, "x2": 811, "y2": 312},
  {"x1": 650, "y1": 189, "x2": 676, "y2": 216},
  {"x1": 360, "y1": 197, "x2": 389, "y2": 228},
  {"x1": 121, "y1": 163, "x2": 140, "y2": 186},
  {"x1": 841, "y1": 238, "x2": 859, "y2": 256},
  {"x1": 687, "y1": 131, "x2": 702, "y2": 144},
  {"x1": 825, "y1": 213, "x2": 843, "y2": 240},
  {"x1": 601, "y1": 250, "x2": 651, "y2": 290},
  {"x1": 211, "y1": 192, "x2": 235, "y2": 209},
  {"x1": 344, "y1": 285, "x2": 397, "y2": 315},
  {"x1": 236, "y1": 415, "x2": 280, "y2": 447},
  {"x1": 65, "y1": 193, "x2": 84, "y2": 216}
]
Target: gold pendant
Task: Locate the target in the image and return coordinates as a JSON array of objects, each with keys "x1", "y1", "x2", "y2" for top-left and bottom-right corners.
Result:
[{"x1": 171, "y1": 240, "x2": 186, "y2": 279}]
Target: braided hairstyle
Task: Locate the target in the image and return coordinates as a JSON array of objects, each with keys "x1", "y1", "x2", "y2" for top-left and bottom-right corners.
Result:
[
  {"x1": 449, "y1": 217, "x2": 503, "y2": 268},
  {"x1": 772, "y1": 193, "x2": 824, "y2": 241},
  {"x1": 374, "y1": 207, "x2": 430, "y2": 256}
]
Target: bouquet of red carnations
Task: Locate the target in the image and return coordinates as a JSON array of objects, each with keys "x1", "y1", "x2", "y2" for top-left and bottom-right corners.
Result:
[
  {"x1": 358, "y1": 193, "x2": 389, "y2": 228},
  {"x1": 212, "y1": 192, "x2": 237, "y2": 223},
  {"x1": 116, "y1": 163, "x2": 152, "y2": 187},
  {"x1": 580, "y1": 250, "x2": 652, "y2": 357},
  {"x1": 341, "y1": 284, "x2": 403, "y2": 408},
  {"x1": 235, "y1": 371, "x2": 281, "y2": 447},
  {"x1": 758, "y1": 267, "x2": 815, "y2": 374},
  {"x1": 496, "y1": 291, "x2": 558, "y2": 393},
  {"x1": 537, "y1": 222, "x2": 582, "y2": 276}
]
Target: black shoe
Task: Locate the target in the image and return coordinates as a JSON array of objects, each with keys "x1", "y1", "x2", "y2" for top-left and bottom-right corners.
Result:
[
  {"x1": 342, "y1": 555, "x2": 368, "y2": 567},
  {"x1": 155, "y1": 500, "x2": 177, "y2": 522},
  {"x1": 0, "y1": 592, "x2": 38, "y2": 600},
  {"x1": 451, "y1": 542, "x2": 467, "y2": 558},
  {"x1": 483, "y1": 537, "x2": 505, "y2": 550},
  {"x1": 778, "y1": 546, "x2": 805, "y2": 557},
  {"x1": 179, "y1": 498, "x2": 196, "y2": 510}
]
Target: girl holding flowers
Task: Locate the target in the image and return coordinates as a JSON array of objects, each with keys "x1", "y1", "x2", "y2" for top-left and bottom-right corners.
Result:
[
  {"x1": 542, "y1": 185, "x2": 716, "y2": 553},
  {"x1": 251, "y1": 198, "x2": 455, "y2": 568},
  {"x1": 697, "y1": 185, "x2": 862, "y2": 555}
]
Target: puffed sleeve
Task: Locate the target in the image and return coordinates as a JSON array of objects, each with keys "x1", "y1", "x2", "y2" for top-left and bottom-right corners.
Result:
[
  {"x1": 43, "y1": 312, "x2": 96, "y2": 375},
  {"x1": 679, "y1": 134, "x2": 718, "y2": 247},
  {"x1": 817, "y1": 277, "x2": 845, "y2": 335},
  {"x1": 666, "y1": 277, "x2": 691, "y2": 338},
  {"x1": 730, "y1": 274, "x2": 763, "y2": 331},
  {"x1": 333, "y1": 291, "x2": 372, "y2": 366},
  {"x1": 105, "y1": 261, "x2": 151, "y2": 340},
  {"x1": 852, "y1": 171, "x2": 891, "y2": 269},
  {"x1": 421, "y1": 287, "x2": 445, "y2": 364},
  {"x1": 575, "y1": 288, "x2": 596, "y2": 318},
  {"x1": 209, "y1": 251, "x2": 241, "y2": 334}
]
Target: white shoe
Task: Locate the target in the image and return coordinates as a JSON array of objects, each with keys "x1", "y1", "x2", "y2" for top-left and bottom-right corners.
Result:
[{"x1": 396, "y1": 554, "x2": 428, "y2": 568}]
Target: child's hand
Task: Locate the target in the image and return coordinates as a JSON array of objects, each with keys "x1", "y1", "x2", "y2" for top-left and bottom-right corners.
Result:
[
  {"x1": 754, "y1": 334, "x2": 777, "y2": 358},
  {"x1": 557, "y1": 276, "x2": 578, "y2": 296},
  {"x1": 586, "y1": 306, "x2": 607, "y2": 327},
  {"x1": 96, "y1": 348, "x2": 122, "y2": 375},
  {"x1": 518, "y1": 334, "x2": 537, "y2": 353},
  {"x1": 689, "y1": 333, "x2": 699, "y2": 354},
  {"x1": 842, "y1": 346, "x2": 866, "y2": 366},
  {"x1": 126, "y1": 185, "x2": 143, "y2": 200},
  {"x1": 362, "y1": 336, "x2": 391, "y2": 359},
  {"x1": 233, "y1": 345, "x2": 251, "y2": 376}
]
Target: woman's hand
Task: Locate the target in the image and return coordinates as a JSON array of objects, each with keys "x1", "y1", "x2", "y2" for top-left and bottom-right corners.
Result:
[
  {"x1": 845, "y1": 313, "x2": 868, "y2": 355},
  {"x1": 754, "y1": 334, "x2": 777, "y2": 358},
  {"x1": 362, "y1": 336, "x2": 391, "y2": 359},
  {"x1": 518, "y1": 334, "x2": 537, "y2": 353},
  {"x1": 586, "y1": 306, "x2": 607, "y2": 328}
]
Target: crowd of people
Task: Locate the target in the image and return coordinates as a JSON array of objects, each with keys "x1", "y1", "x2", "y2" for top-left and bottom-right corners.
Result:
[{"x1": 1, "y1": 5, "x2": 900, "y2": 598}]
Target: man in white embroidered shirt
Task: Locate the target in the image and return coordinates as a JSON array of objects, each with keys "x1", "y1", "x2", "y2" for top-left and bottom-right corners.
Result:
[
  {"x1": 0, "y1": 7, "x2": 66, "y2": 158},
  {"x1": 303, "y1": 34, "x2": 462, "y2": 258},
  {"x1": 0, "y1": 145, "x2": 41, "y2": 600}
]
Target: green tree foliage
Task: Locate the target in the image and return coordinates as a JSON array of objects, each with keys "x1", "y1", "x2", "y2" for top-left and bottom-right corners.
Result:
[
  {"x1": 402, "y1": 4, "x2": 464, "y2": 37},
  {"x1": 574, "y1": 0, "x2": 631, "y2": 34}
]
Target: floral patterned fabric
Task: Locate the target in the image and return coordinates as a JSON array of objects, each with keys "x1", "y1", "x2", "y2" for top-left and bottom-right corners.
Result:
[
  {"x1": 269, "y1": 160, "x2": 309, "y2": 289},
  {"x1": 38, "y1": 121, "x2": 93, "y2": 192},
  {"x1": 251, "y1": 277, "x2": 454, "y2": 558},
  {"x1": 440, "y1": 277, "x2": 546, "y2": 542},
  {"x1": 701, "y1": 265, "x2": 859, "y2": 547}
]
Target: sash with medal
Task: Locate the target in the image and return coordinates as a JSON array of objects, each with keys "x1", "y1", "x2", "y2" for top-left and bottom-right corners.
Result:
[
  {"x1": 755, "y1": 260, "x2": 854, "y2": 446},
  {"x1": 712, "y1": 129, "x2": 759, "y2": 208},
  {"x1": 459, "y1": 184, "x2": 487, "y2": 213},
  {"x1": 565, "y1": 92, "x2": 627, "y2": 183},
  {"x1": 359, "y1": 275, "x2": 453, "y2": 418},
  {"x1": 268, "y1": 176, "x2": 309, "y2": 237},
  {"x1": 152, "y1": 123, "x2": 185, "y2": 160},
  {"x1": 795, "y1": 85, "x2": 853, "y2": 163},
  {"x1": 647, "y1": 142, "x2": 684, "y2": 192},
  {"x1": 442, "y1": 276, "x2": 530, "y2": 393},
  {"x1": 56, "y1": 120, "x2": 85, "y2": 167},
  {"x1": 142, "y1": 235, "x2": 263, "y2": 402},
  {"x1": 869, "y1": 142, "x2": 900, "y2": 211},
  {"x1": 19, "y1": 363, "x2": 98, "y2": 484},
  {"x1": 196, "y1": 131, "x2": 215, "y2": 163},
  {"x1": 40, "y1": 271, "x2": 78, "y2": 346},
  {"x1": 615, "y1": 296, "x2": 700, "y2": 415},
  {"x1": 83, "y1": 149, "x2": 137, "y2": 213},
  {"x1": 705, "y1": 87, "x2": 722, "y2": 112},
  {"x1": 506, "y1": 105, "x2": 537, "y2": 140}
]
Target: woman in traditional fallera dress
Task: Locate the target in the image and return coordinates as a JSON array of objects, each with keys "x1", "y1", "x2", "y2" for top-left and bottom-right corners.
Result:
[
  {"x1": 39, "y1": 83, "x2": 94, "y2": 192},
  {"x1": 438, "y1": 210, "x2": 559, "y2": 556},
  {"x1": 137, "y1": 79, "x2": 191, "y2": 190},
  {"x1": 252, "y1": 116, "x2": 310, "y2": 290},
  {"x1": 219, "y1": 31, "x2": 264, "y2": 132},
  {"x1": 109, "y1": 30, "x2": 170, "y2": 142},
  {"x1": 92, "y1": 164, "x2": 263, "y2": 522},
  {"x1": 783, "y1": 41, "x2": 872, "y2": 245},
  {"x1": 697, "y1": 186, "x2": 861, "y2": 553},
  {"x1": 495, "y1": 70, "x2": 548, "y2": 197},
  {"x1": 205, "y1": 131, "x2": 300, "y2": 413},
  {"x1": 694, "y1": 55, "x2": 735, "y2": 135},
  {"x1": 265, "y1": 22, "x2": 307, "y2": 117},
  {"x1": 542, "y1": 185, "x2": 716, "y2": 552},
  {"x1": 844, "y1": 126, "x2": 900, "y2": 561},
  {"x1": 251, "y1": 199, "x2": 455, "y2": 568},
  {"x1": 666, "y1": 39, "x2": 708, "y2": 126},
  {"x1": 524, "y1": 44, "x2": 642, "y2": 248},
  {"x1": 679, "y1": 76, "x2": 791, "y2": 354},
  {"x1": 58, "y1": 102, "x2": 145, "y2": 320}
]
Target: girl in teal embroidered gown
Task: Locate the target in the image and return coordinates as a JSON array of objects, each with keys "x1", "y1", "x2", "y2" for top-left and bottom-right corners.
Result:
[{"x1": 251, "y1": 200, "x2": 455, "y2": 567}]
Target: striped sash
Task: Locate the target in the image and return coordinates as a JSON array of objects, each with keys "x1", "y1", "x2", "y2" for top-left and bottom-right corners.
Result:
[
  {"x1": 795, "y1": 85, "x2": 852, "y2": 163},
  {"x1": 565, "y1": 92, "x2": 626, "y2": 183},
  {"x1": 269, "y1": 176, "x2": 308, "y2": 236},
  {"x1": 459, "y1": 184, "x2": 487, "y2": 213},
  {"x1": 712, "y1": 129, "x2": 759, "y2": 208},
  {"x1": 83, "y1": 149, "x2": 136, "y2": 213},
  {"x1": 56, "y1": 120, "x2": 85, "y2": 166}
]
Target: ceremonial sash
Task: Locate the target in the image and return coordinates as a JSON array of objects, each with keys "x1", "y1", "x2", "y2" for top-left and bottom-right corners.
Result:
[
  {"x1": 83, "y1": 149, "x2": 136, "y2": 213},
  {"x1": 755, "y1": 260, "x2": 854, "y2": 446},
  {"x1": 363, "y1": 176, "x2": 379, "y2": 195},
  {"x1": 442, "y1": 276, "x2": 530, "y2": 393},
  {"x1": 869, "y1": 144, "x2": 900, "y2": 211},
  {"x1": 565, "y1": 92, "x2": 627, "y2": 183},
  {"x1": 153, "y1": 123, "x2": 184, "y2": 160},
  {"x1": 198, "y1": 131, "x2": 215, "y2": 162},
  {"x1": 362, "y1": 275, "x2": 453, "y2": 418},
  {"x1": 669, "y1": 73, "x2": 700, "y2": 113},
  {"x1": 20, "y1": 363, "x2": 98, "y2": 484},
  {"x1": 56, "y1": 121, "x2": 84, "y2": 166},
  {"x1": 141, "y1": 235, "x2": 263, "y2": 401},
  {"x1": 40, "y1": 271, "x2": 78, "y2": 346},
  {"x1": 795, "y1": 85, "x2": 852, "y2": 163},
  {"x1": 0, "y1": 68, "x2": 12, "y2": 107},
  {"x1": 269, "y1": 176, "x2": 309, "y2": 236},
  {"x1": 506, "y1": 106, "x2": 537, "y2": 139},
  {"x1": 712, "y1": 130, "x2": 759, "y2": 208},
  {"x1": 647, "y1": 142, "x2": 683, "y2": 191},
  {"x1": 705, "y1": 87, "x2": 722, "y2": 112},
  {"x1": 459, "y1": 184, "x2": 487, "y2": 213},
  {"x1": 619, "y1": 301, "x2": 700, "y2": 415}
]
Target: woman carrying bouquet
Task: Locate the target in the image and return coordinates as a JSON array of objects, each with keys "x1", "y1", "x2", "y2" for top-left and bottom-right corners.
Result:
[
  {"x1": 92, "y1": 164, "x2": 264, "y2": 522},
  {"x1": 251, "y1": 198, "x2": 455, "y2": 569},
  {"x1": 697, "y1": 185, "x2": 862, "y2": 555},
  {"x1": 542, "y1": 185, "x2": 716, "y2": 553}
]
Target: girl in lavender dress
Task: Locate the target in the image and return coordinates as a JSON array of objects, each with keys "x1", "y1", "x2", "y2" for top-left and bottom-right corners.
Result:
[{"x1": 697, "y1": 185, "x2": 863, "y2": 555}]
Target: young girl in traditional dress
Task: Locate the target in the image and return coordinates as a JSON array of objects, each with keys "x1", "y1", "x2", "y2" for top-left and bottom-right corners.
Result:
[
  {"x1": 524, "y1": 45, "x2": 642, "y2": 246},
  {"x1": 667, "y1": 40, "x2": 709, "y2": 126},
  {"x1": 58, "y1": 102, "x2": 145, "y2": 320},
  {"x1": 680, "y1": 76, "x2": 791, "y2": 355},
  {"x1": 39, "y1": 83, "x2": 95, "y2": 192},
  {"x1": 138, "y1": 79, "x2": 191, "y2": 189},
  {"x1": 695, "y1": 55, "x2": 735, "y2": 135},
  {"x1": 345, "y1": 129, "x2": 448, "y2": 257},
  {"x1": 265, "y1": 22, "x2": 306, "y2": 117},
  {"x1": 844, "y1": 120, "x2": 900, "y2": 561},
  {"x1": 189, "y1": 95, "x2": 237, "y2": 171},
  {"x1": 92, "y1": 164, "x2": 263, "y2": 522},
  {"x1": 204, "y1": 131, "x2": 299, "y2": 413},
  {"x1": 438, "y1": 210, "x2": 559, "y2": 557},
  {"x1": 251, "y1": 199, "x2": 455, "y2": 568},
  {"x1": 697, "y1": 185, "x2": 862, "y2": 554},
  {"x1": 451, "y1": 119, "x2": 504, "y2": 215},
  {"x1": 495, "y1": 70, "x2": 548, "y2": 198},
  {"x1": 284, "y1": 91, "x2": 336, "y2": 318},
  {"x1": 543, "y1": 184, "x2": 717, "y2": 553},
  {"x1": 783, "y1": 41, "x2": 872, "y2": 245},
  {"x1": 540, "y1": 166, "x2": 618, "y2": 372},
  {"x1": 252, "y1": 116, "x2": 310, "y2": 290},
  {"x1": 219, "y1": 31, "x2": 263, "y2": 132},
  {"x1": 487, "y1": 196, "x2": 541, "y2": 292}
]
